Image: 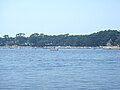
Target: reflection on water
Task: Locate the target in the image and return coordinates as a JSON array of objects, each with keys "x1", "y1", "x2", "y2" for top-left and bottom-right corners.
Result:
[{"x1": 0, "y1": 48, "x2": 120, "y2": 90}]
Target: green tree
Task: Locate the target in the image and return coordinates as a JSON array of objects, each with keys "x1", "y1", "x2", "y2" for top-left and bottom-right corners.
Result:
[{"x1": 15, "y1": 33, "x2": 27, "y2": 45}]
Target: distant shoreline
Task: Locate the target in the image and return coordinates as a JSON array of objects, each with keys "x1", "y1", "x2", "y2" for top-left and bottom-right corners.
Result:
[
  {"x1": 0, "y1": 30, "x2": 120, "y2": 48},
  {"x1": 0, "y1": 45, "x2": 120, "y2": 50}
]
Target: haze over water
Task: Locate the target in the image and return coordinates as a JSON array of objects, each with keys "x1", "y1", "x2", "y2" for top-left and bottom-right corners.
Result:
[{"x1": 0, "y1": 48, "x2": 120, "y2": 90}]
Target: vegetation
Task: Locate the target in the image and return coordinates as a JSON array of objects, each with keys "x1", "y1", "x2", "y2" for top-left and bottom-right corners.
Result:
[{"x1": 0, "y1": 30, "x2": 120, "y2": 47}]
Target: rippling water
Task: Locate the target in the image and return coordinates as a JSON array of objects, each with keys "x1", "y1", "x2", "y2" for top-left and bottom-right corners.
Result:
[{"x1": 0, "y1": 48, "x2": 120, "y2": 90}]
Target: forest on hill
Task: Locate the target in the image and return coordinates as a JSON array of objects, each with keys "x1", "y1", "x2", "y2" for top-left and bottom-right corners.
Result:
[{"x1": 0, "y1": 30, "x2": 120, "y2": 47}]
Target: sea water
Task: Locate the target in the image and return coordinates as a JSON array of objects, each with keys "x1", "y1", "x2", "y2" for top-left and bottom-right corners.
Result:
[{"x1": 0, "y1": 48, "x2": 120, "y2": 90}]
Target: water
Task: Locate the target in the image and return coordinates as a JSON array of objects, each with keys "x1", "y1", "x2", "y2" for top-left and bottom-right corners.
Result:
[{"x1": 0, "y1": 48, "x2": 120, "y2": 90}]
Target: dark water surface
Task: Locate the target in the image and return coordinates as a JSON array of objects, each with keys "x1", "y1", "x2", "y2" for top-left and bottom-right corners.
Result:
[{"x1": 0, "y1": 48, "x2": 120, "y2": 90}]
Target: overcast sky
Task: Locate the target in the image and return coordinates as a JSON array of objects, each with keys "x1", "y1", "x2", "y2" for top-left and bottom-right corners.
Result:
[{"x1": 0, "y1": 0, "x2": 120, "y2": 37}]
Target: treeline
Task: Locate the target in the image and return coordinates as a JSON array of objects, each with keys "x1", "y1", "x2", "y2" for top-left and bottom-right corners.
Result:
[{"x1": 0, "y1": 30, "x2": 120, "y2": 47}]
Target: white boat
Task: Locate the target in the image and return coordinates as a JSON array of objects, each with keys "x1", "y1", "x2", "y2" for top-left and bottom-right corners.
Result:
[{"x1": 50, "y1": 48, "x2": 59, "y2": 51}]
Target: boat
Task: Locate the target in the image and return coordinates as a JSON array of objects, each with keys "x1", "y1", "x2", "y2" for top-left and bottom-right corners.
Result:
[{"x1": 50, "y1": 47, "x2": 59, "y2": 51}]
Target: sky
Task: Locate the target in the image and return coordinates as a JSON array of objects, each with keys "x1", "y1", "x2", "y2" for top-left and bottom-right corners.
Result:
[{"x1": 0, "y1": 0, "x2": 120, "y2": 37}]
